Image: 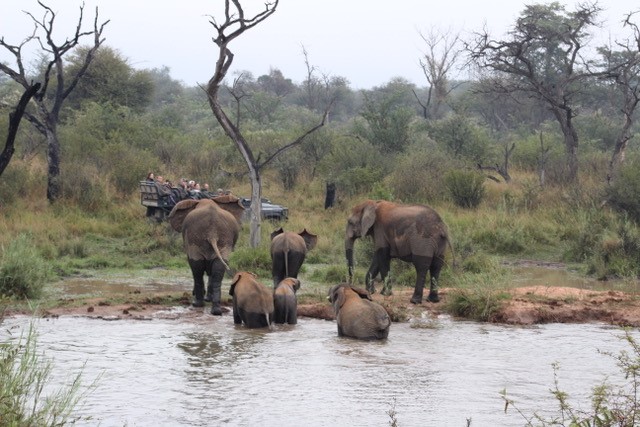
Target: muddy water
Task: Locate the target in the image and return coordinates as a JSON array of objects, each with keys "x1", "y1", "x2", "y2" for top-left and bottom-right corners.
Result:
[{"x1": 1, "y1": 313, "x2": 636, "y2": 427}]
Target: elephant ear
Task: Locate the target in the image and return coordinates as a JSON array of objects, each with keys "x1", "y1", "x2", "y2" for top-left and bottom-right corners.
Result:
[
  {"x1": 212, "y1": 194, "x2": 245, "y2": 225},
  {"x1": 229, "y1": 271, "x2": 243, "y2": 296},
  {"x1": 292, "y1": 278, "x2": 301, "y2": 292},
  {"x1": 168, "y1": 199, "x2": 200, "y2": 232},
  {"x1": 328, "y1": 285, "x2": 346, "y2": 309},
  {"x1": 350, "y1": 286, "x2": 373, "y2": 301},
  {"x1": 270, "y1": 227, "x2": 284, "y2": 241},
  {"x1": 360, "y1": 201, "x2": 377, "y2": 236},
  {"x1": 299, "y1": 229, "x2": 318, "y2": 251}
]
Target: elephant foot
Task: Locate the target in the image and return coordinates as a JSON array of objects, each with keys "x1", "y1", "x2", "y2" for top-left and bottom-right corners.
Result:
[
  {"x1": 410, "y1": 296, "x2": 422, "y2": 304},
  {"x1": 204, "y1": 294, "x2": 212, "y2": 302},
  {"x1": 192, "y1": 299, "x2": 205, "y2": 308},
  {"x1": 366, "y1": 285, "x2": 376, "y2": 295},
  {"x1": 210, "y1": 305, "x2": 222, "y2": 316},
  {"x1": 381, "y1": 286, "x2": 393, "y2": 296},
  {"x1": 427, "y1": 291, "x2": 440, "y2": 303}
]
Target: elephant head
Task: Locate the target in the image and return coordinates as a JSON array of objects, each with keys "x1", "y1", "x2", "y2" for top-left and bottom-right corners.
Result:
[
  {"x1": 270, "y1": 227, "x2": 318, "y2": 251},
  {"x1": 327, "y1": 284, "x2": 390, "y2": 340},
  {"x1": 345, "y1": 200, "x2": 377, "y2": 277},
  {"x1": 229, "y1": 271, "x2": 274, "y2": 328}
]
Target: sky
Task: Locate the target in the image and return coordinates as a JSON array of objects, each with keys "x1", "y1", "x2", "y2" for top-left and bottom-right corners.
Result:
[{"x1": 1, "y1": 0, "x2": 636, "y2": 89}]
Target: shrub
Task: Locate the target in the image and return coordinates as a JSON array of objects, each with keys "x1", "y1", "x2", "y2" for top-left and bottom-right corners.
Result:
[
  {"x1": 607, "y1": 160, "x2": 640, "y2": 223},
  {"x1": 444, "y1": 169, "x2": 486, "y2": 208},
  {"x1": 229, "y1": 247, "x2": 272, "y2": 278},
  {"x1": 0, "y1": 234, "x2": 51, "y2": 299},
  {"x1": 444, "y1": 287, "x2": 510, "y2": 322},
  {"x1": 0, "y1": 324, "x2": 90, "y2": 425}
]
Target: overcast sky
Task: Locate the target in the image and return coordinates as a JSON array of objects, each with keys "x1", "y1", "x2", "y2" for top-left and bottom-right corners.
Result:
[{"x1": 1, "y1": 0, "x2": 636, "y2": 89}]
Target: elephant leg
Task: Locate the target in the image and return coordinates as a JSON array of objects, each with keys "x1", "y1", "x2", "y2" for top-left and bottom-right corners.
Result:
[
  {"x1": 188, "y1": 259, "x2": 206, "y2": 307},
  {"x1": 378, "y1": 248, "x2": 393, "y2": 296},
  {"x1": 365, "y1": 259, "x2": 380, "y2": 294},
  {"x1": 208, "y1": 258, "x2": 225, "y2": 315},
  {"x1": 410, "y1": 256, "x2": 430, "y2": 304},
  {"x1": 427, "y1": 257, "x2": 444, "y2": 303}
]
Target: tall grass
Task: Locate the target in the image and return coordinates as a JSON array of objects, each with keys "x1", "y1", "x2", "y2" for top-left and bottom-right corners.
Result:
[
  {"x1": 0, "y1": 234, "x2": 51, "y2": 299},
  {"x1": 0, "y1": 324, "x2": 93, "y2": 425}
]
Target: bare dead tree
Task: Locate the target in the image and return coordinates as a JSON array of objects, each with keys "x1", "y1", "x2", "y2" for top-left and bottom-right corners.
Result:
[
  {"x1": 227, "y1": 72, "x2": 250, "y2": 129},
  {"x1": 0, "y1": 1, "x2": 108, "y2": 201},
  {"x1": 477, "y1": 142, "x2": 515, "y2": 183},
  {"x1": 414, "y1": 27, "x2": 463, "y2": 120},
  {"x1": 205, "y1": 0, "x2": 331, "y2": 247},
  {"x1": 538, "y1": 131, "x2": 551, "y2": 187},
  {"x1": 0, "y1": 82, "x2": 41, "y2": 177},
  {"x1": 600, "y1": 11, "x2": 640, "y2": 183}
]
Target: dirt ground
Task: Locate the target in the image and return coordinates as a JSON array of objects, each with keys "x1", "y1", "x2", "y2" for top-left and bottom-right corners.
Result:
[{"x1": 30, "y1": 284, "x2": 640, "y2": 327}]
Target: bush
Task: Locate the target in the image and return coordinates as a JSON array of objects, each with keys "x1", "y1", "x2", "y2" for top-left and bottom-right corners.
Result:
[
  {"x1": 229, "y1": 247, "x2": 272, "y2": 278},
  {"x1": 607, "y1": 160, "x2": 640, "y2": 223},
  {"x1": 444, "y1": 287, "x2": 510, "y2": 322},
  {"x1": 444, "y1": 169, "x2": 486, "y2": 208},
  {"x1": 0, "y1": 234, "x2": 51, "y2": 299}
]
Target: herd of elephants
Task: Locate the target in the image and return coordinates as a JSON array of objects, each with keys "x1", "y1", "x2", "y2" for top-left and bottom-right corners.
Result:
[{"x1": 167, "y1": 194, "x2": 451, "y2": 340}]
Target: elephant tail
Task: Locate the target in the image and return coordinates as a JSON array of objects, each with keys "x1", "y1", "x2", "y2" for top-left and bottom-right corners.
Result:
[
  {"x1": 284, "y1": 241, "x2": 290, "y2": 277},
  {"x1": 208, "y1": 238, "x2": 231, "y2": 271}
]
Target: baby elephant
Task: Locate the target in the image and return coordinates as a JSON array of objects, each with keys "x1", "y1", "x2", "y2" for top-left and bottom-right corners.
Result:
[
  {"x1": 327, "y1": 284, "x2": 391, "y2": 340},
  {"x1": 229, "y1": 271, "x2": 274, "y2": 328},
  {"x1": 273, "y1": 278, "x2": 301, "y2": 325}
]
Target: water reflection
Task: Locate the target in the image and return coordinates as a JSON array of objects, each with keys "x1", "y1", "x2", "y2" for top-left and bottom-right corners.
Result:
[{"x1": 2, "y1": 315, "x2": 635, "y2": 426}]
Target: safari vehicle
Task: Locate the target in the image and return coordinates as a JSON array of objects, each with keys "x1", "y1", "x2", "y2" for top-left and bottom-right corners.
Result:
[
  {"x1": 139, "y1": 180, "x2": 173, "y2": 222},
  {"x1": 139, "y1": 181, "x2": 289, "y2": 222},
  {"x1": 239, "y1": 197, "x2": 289, "y2": 221}
]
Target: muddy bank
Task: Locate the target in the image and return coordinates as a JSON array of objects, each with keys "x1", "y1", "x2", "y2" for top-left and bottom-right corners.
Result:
[{"x1": 20, "y1": 285, "x2": 640, "y2": 327}]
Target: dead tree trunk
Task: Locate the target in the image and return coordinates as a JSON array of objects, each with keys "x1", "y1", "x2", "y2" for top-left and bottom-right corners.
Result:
[{"x1": 0, "y1": 83, "x2": 40, "y2": 177}]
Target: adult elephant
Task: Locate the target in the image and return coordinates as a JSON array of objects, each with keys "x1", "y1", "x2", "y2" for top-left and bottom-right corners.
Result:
[
  {"x1": 270, "y1": 228, "x2": 317, "y2": 286},
  {"x1": 327, "y1": 284, "x2": 390, "y2": 340},
  {"x1": 229, "y1": 271, "x2": 274, "y2": 328},
  {"x1": 345, "y1": 200, "x2": 451, "y2": 304},
  {"x1": 168, "y1": 195, "x2": 245, "y2": 315}
]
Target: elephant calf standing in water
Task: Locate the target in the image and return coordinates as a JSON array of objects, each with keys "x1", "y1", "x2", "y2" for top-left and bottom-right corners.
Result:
[
  {"x1": 229, "y1": 271, "x2": 274, "y2": 328},
  {"x1": 328, "y1": 284, "x2": 390, "y2": 340},
  {"x1": 273, "y1": 278, "x2": 301, "y2": 325},
  {"x1": 270, "y1": 228, "x2": 317, "y2": 286}
]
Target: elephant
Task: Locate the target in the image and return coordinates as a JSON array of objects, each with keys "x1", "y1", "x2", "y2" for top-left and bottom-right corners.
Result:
[
  {"x1": 327, "y1": 284, "x2": 390, "y2": 340},
  {"x1": 168, "y1": 195, "x2": 245, "y2": 315},
  {"x1": 229, "y1": 271, "x2": 274, "y2": 328},
  {"x1": 345, "y1": 199, "x2": 451, "y2": 304},
  {"x1": 270, "y1": 228, "x2": 318, "y2": 286},
  {"x1": 273, "y1": 278, "x2": 301, "y2": 325}
]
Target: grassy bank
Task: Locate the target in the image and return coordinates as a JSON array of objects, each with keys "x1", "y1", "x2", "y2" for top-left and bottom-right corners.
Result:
[{"x1": 1, "y1": 170, "x2": 640, "y2": 319}]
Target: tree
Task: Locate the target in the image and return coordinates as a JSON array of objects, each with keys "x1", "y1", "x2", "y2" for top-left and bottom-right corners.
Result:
[
  {"x1": 64, "y1": 46, "x2": 153, "y2": 112},
  {"x1": 0, "y1": 1, "x2": 108, "y2": 201},
  {"x1": 468, "y1": 2, "x2": 602, "y2": 183},
  {"x1": 0, "y1": 83, "x2": 40, "y2": 177},
  {"x1": 598, "y1": 11, "x2": 640, "y2": 183},
  {"x1": 358, "y1": 78, "x2": 415, "y2": 154},
  {"x1": 415, "y1": 27, "x2": 462, "y2": 120},
  {"x1": 205, "y1": 0, "x2": 330, "y2": 247}
]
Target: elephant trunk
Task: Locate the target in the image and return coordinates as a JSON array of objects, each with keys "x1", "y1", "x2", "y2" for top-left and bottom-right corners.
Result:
[{"x1": 345, "y1": 237, "x2": 355, "y2": 280}]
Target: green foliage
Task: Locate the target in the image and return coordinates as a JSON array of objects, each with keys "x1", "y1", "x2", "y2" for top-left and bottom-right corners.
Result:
[
  {"x1": 427, "y1": 114, "x2": 492, "y2": 163},
  {"x1": 0, "y1": 234, "x2": 51, "y2": 299},
  {"x1": 229, "y1": 247, "x2": 272, "y2": 278},
  {"x1": 445, "y1": 286, "x2": 510, "y2": 322},
  {"x1": 59, "y1": 162, "x2": 109, "y2": 212},
  {"x1": 0, "y1": 324, "x2": 91, "y2": 426},
  {"x1": 309, "y1": 265, "x2": 350, "y2": 284},
  {"x1": 444, "y1": 169, "x2": 486, "y2": 208},
  {"x1": 0, "y1": 163, "x2": 32, "y2": 206},
  {"x1": 387, "y1": 139, "x2": 455, "y2": 203},
  {"x1": 320, "y1": 136, "x2": 387, "y2": 196},
  {"x1": 607, "y1": 160, "x2": 640, "y2": 223}
]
